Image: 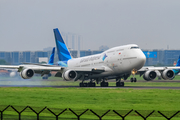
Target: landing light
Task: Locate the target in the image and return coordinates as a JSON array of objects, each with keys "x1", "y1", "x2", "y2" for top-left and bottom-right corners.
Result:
[{"x1": 131, "y1": 69, "x2": 137, "y2": 75}]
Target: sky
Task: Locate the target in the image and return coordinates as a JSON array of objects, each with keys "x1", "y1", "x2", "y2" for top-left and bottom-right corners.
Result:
[{"x1": 0, "y1": 0, "x2": 180, "y2": 51}]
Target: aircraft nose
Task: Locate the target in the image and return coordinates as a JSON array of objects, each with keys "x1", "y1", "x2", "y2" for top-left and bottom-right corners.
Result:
[{"x1": 139, "y1": 53, "x2": 146, "y2": 66}]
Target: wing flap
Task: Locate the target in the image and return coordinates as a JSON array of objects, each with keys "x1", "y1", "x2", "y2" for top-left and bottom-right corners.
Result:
[{"x1": 68, "y1": 66, "x2": 106, "y2": 73}]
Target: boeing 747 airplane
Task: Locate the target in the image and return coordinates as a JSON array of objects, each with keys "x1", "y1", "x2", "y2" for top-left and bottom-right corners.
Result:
[{"x1": 0, "y1": 28, "x2": 180, "y2": 87}]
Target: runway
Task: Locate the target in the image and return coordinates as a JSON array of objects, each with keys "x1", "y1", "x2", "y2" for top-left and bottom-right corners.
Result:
[
  {"x1": 0, "y1": 78, "x2": 180, "y2": 89},
  {"x1": 0, "y1": 85, "x2": 180, "y2": 89}
]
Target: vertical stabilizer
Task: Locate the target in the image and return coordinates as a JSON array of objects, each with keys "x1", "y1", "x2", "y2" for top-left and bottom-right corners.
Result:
[
  {"x1": 48, "y1": 47, "x2": 55, "y2": 65},
  {"x1": 53, "y1": 28, "x2": 72, "y2": 61},
  {"x1": 176, "y1": 55, "x2": 180, "y2": 67},
  {"x1": 173, "y1": 55, "x2": 180, "y2": 75}
]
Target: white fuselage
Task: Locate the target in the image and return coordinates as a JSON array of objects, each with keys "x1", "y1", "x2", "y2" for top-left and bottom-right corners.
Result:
[{"x1": 66, "y1": 44, "x2": 146, "y2": 79}]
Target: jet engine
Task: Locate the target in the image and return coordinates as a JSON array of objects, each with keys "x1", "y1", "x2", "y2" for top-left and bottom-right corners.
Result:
[
  {"x1": 161, "y1": 69, "x2": 175, "y2": 80},
  {"x1": 143, "y1": 70, "x2": 157, "y2": 81},
  {"x1": 10, "y1": 71, "x2": 17, "y2": 77},
  {"x1": 62, "y1": 70, "x2": 77, "y2": 81},
  {"x1": 20, "y1": 69, "x2": 34, "y2": 79}
]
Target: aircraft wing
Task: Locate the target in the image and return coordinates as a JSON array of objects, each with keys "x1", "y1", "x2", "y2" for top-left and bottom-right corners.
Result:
[
  {"x1": 138, "y1": 66, "x2": 180, "y2": 72},
  {"x1": 0, "y1": 65, "x2": 61, "y2": 71},
  {"x1": 62, "y1": 66, "x2": 111, "y2": 81},
  {"x1": 0, "y1": 65, "x2": 108, "y2": 77},
  {"x1": 0, "y1": 65, "x2": 20, "y2": 69},
  {"x1": 21, "y1": 63, "x2": 59, "y2": 67},
  {"x1": 137, "y1": 66, "x2": 180, "y2": 79},
  {"x1": 0, "y1": 65, "x2": 62, "y2": 78},
  {"x1": 54, "y1": 66, "x2": 111, "y2": 80}
]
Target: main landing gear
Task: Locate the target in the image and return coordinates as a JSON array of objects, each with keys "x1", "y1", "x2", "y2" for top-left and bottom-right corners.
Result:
[
  {"x1": 116, "y1": 78, "x2": 124, "y2": 87},
  {"x1": 79, "y1": 79, "x2": 96, "y2": 87},
  {"x1": 100, "y1": 81, "x2": 109, "y2": 87},
  {"x1": 79, "y1": 78, "x2": 125, "y2": 87},
  {"x1": 116, "y1": 81, "x2": 124, "y2": 87}
]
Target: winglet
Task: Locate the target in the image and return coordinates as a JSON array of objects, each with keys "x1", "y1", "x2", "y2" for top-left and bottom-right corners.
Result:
[
  {"x1": 48, "y1": 47, "x2": 55, "y2": 65},
  {"x1": 53, "y1": 28, "x2": 72, "y2": 61},
  {"x1": 176, "y1": 55, "x2": 180, "y2": 66}
]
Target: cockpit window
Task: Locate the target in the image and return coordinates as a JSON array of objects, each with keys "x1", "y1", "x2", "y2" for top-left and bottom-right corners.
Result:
[{"x1": 130, "y1": 46, "x2": 139, "y2": 49}]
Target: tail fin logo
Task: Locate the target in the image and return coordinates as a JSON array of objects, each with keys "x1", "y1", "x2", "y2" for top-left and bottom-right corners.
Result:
[
  {"x1": 48, "y1": 47, "x2": 55, "y2": 65},
  {"x1": 173, "y1": 55, "x2": 180, "y2": 75},
  {"x1": 176, "y1": 55, "x2": 180, "y2": 67},
  {"x1": 102, "y1": 54, "x2": 107, "y2": 61},
  {"x1": 53, "y1": 28, "x2": 72, "y2": 61}
]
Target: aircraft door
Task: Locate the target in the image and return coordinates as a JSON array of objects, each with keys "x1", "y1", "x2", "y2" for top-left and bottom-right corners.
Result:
[{"x1": 117, "y1": 51, "x2": 124, "y2": 73}]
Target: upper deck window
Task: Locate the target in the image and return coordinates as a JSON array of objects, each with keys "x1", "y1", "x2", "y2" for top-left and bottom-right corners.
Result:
[
  {"x1": 116, "y1": 49, "x2": 124, "y2": 51},
  {"x1": 107, "y1": 51, "x2": 114, "y2": 53},
  {"x1": 130, "y1": 46, "x2": 139, "y2": 49}
]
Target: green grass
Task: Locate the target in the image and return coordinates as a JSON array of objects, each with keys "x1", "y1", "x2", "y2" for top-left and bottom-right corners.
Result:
[
  {"x1": 1, "y1": 87, "x2": 180, "y2": 110},
  {"x1": 1, "y1": 75, "x2": 180, "y2": 119},
  {"x1": 0, "y1": 87, "x2": 180, "y2": 119}
]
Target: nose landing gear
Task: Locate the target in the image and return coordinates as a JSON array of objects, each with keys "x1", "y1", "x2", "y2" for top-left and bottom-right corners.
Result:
[
  {"x1": 130, "y1": 78, "x2": 137, "y2": 82},
  {"x1": 131, "y1": 69, "x2": 137, "y2": 83}
]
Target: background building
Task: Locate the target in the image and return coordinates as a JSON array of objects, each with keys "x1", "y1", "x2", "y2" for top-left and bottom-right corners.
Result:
[
  {"x1": 0, "y1": 52, "x2": 11, "y2": 64},
  {"x1": 34, "y1": 51, "x2": 48, "y2": 63},
  {"x1": 21, "y1": 51, "x2": 32, "y2": 63},
  {"x1": 11, "y1": 52, "x2": 20, "y2": 65},
  {"x1": 0, "y1": 49, "x2": 180, "y2": 66}
]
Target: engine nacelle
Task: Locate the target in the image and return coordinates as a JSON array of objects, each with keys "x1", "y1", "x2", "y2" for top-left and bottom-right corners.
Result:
[
  {"x1": 62, "y1": 70, "x2": 77, "y2": 81},
  {"x1": 20, "y1": 69, "x2": 34, "y2": 79},
  {"x1": 161, "y1": 69, "x2": 175, "y2": 80},
  {"x1": 10, "y1": 71, "x2": 17, "y2": 77},
  {"x1": 143, "y1": 70, "x2": 157, "y2": 81}
]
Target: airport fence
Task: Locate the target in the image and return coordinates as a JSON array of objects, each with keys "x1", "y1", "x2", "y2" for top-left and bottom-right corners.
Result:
[{"x1": 0, "y1": 105, "x2": 180, "y2": 120}]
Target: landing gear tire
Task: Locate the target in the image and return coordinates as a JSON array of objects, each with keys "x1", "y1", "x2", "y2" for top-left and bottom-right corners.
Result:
[
  {"x1": 93, "y1": 82, "x2": 96, "y2": 87},
  {"x1": 131, "y1": 78, "x2": 137, "y2": 82},
  {"x1": 116, "y1": 82, "x2": 124, "y2": 87},
  {"x1": 131, "y1": 78, "x2": 133, "y2": 82},
  {"x1": 116, "y1": 82, "x2": 120, "y2": 86},
  {"x1": 80, "y1": 83, "x2": 83, "y2": 87},
  {"x1": 87, "y1": 82, "x2": 96, "y2": 87},
  {"x1": 100, "y1": 82, "x2": 108, "y2": 87},
  {"x1": 79, "y1": 82, "x2": 88, "y2": 87},
  {"x1": 120, "y1": 82, "x2": 124, "y2": 87},
  {"x1": 134, "y1": 78, "x2": 137, "y2": 82}
]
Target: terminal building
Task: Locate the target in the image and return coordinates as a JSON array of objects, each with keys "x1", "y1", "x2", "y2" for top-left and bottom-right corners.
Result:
[
  {"x1": 0, "y1": 49, "x2": 180, "y2": 66},
  {"x1": 142, "y1": 49, "x2": 180, "y2": 66}
]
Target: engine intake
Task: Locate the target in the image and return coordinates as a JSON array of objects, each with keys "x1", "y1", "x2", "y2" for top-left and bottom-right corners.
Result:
[
  {"x1": 63, "y1": 70, "x2": 77, "y2": 81},
  {"x1": 20, "y1": 69, "x2": 34, "y2": 79},
  {"x1": 143, "y1": 70, "x2": 157, "y2": 81},
  {"x1": 161, "y1": 69, "x2": 175, "y2": 80}
]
